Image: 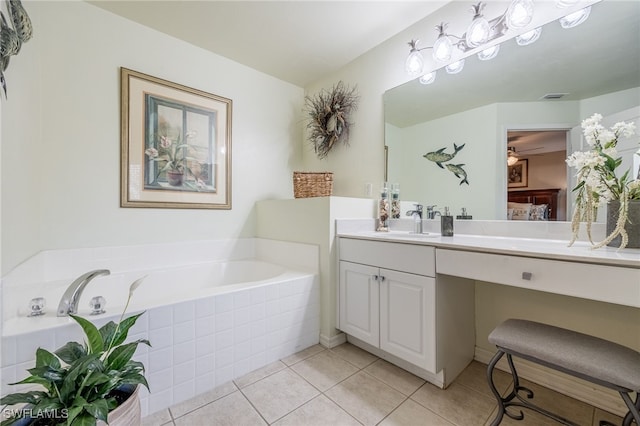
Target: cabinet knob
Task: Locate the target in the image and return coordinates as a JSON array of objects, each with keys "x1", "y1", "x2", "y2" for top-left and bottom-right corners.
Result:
[
  {"x1": 522, "y1": 272, "x2": 533, "y2": 281},
  {"x1": 379, "y1": 276, "x2": 386, "y2": 282},
  {"x1": 372, "y1": 275, "x2": 379, "y2": 281}
]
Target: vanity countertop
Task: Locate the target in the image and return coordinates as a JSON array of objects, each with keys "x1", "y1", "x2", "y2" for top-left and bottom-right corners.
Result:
[{"x1": 337, "y1": 230, "x2": 640, "y2": 269}]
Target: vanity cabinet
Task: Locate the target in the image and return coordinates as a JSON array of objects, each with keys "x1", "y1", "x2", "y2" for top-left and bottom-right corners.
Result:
[
  {"x1": 339, "y1": 261, "x2": 435, "y2": 369},
  {"x1": 338, "y1": 238, "x2": 474, "y2": 387}
]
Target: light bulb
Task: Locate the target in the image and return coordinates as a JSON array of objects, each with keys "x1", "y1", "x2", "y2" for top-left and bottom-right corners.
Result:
[
  {"x1": 405, "y1": 51, "x2": 424, "y2": 76},
  {"x1": 405, "y1": 40, "x2": 424, "y2": 77},
  {"x1": 419, "y1": 72, "x2": 436, "y2": 85},
  {"x1": 432, "y1": 24, "x2": 452, "y2": 62},
  {"x1": 507, "y1": 155, "x2": 519, "y2": 166},
  {"x1": 433, "y1": 36, "x2": 453, "y2": 62},
  {"x1": 477, "y1": 44, "x2": 500, "y2": 60},
  {"x1": 466, "y1": 3, "x2": 490, "y2": 48},
  {"x1": 445, "y1": 59, "x2": 465, "y2": 74},
  {"x1": 516, "y1": 27, "x2": 541, "y2": 46},
  {"x1": 506, "y1": 0, "x2": 534, "y2": 29},
  {"x1": 559, "y1": 6, "x2": 591, "y2": 29}
]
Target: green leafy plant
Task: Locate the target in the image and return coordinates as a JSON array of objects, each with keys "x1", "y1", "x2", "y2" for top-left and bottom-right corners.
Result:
[{"x1": 1, "y1": 277, "x2": 150, "y2": 426}]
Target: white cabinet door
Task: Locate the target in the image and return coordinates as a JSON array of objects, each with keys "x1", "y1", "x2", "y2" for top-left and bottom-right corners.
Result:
[
  {"x1": 379, "y1": 269, "x2": 436, "y2": 371},
  {"x1": 339, "y1": 261, "x2": 380, "y2": 347}
]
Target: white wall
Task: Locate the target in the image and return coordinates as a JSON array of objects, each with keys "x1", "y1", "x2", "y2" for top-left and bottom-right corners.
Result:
[{"x1": 1, "y1": 1, "x2": 304, "y2": 273}]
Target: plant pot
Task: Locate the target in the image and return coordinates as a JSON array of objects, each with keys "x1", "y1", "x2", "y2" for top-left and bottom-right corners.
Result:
[
  {"x1": 98, "y1": 384, "x2": 141, "y2": 426},
  {"x1": 10, "y1": 386, "x2": 140, "y2": 426},
  {"x1": 167, "y1": 170, "x2": 184, "y2": 186},
  {"x1": 606, "y1": 200, "x2": 640, "y2": 248}
]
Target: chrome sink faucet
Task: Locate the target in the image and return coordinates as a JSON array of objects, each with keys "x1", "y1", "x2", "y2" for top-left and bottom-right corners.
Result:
[
  {"x1": 406, "y1": 204, "x2": 423, "y2": 234},
  {"x1": 426, "y1": 205, "x2": 441, "y2": 219},
  {"x1": 57, "y1": 269, "x2": 110, "y2": 316}
]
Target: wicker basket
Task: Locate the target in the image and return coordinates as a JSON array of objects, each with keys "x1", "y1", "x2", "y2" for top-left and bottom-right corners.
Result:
[{"x1": 293, "y1": 172, "x2": 333, "y2": 198}]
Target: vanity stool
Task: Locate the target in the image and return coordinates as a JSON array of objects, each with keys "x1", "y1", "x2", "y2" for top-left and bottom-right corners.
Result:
[{"x1": 486, "y1": 319, "x2": 640, "y2": 426}]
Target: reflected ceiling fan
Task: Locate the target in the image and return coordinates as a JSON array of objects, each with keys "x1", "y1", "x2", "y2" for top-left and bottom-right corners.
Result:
[{"x1": 507, "y1": 145, "x2": 543, "y2": 166}]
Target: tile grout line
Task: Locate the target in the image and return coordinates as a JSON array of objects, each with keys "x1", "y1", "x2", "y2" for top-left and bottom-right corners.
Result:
[
  {"x1": 287, "y1": 360, "x2": 365, "y2": 425},
  {"x1": 236, "y1": 385, "x2": 273, "y2": 425}
]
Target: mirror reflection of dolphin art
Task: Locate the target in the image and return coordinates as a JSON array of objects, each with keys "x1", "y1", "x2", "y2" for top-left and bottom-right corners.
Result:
[
  {"x1": 423, "y1": 143, "x2": 465, "y2": 169},
  {"x1": 445, "y1": 163, "x2": 469, "y2": 185}
]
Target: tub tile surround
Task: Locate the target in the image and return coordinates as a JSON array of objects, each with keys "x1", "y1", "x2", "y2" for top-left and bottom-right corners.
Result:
[{"x1": 1, "y1": 239, "x2": 320, "y2": 417}]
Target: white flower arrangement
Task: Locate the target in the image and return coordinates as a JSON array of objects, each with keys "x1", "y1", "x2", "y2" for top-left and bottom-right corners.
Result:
[{"x1": 566, "y1": 113, "x2": 639, "y2": 249}]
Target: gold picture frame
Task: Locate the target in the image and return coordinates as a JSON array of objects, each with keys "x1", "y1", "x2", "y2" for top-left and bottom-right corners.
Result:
[
  {"x1": 508, "y1": 159, "x2": 528, "y2": 188},
  {"x1": 120, "y1": 68, "x2": 232, "y2": 209}
]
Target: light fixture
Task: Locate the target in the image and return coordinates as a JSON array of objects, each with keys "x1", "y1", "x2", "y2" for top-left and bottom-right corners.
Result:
[
  {"x1": 466, "y1": 3, "x2": 491, "y2": 48},
  {"x1": 505, "y1": 0, "x2": 534, "y2": 29},
  {"x1": 419, "y1": 72, "x2": 437, "y2": 85},
  {"x1": 559, "y1": 6, "x2": 591, "y2": 29},
  {"x1": 404, "y1": 0, "x2": 594, "y2": 84},
  {"x1": 507, "y1": 147, "x2": 519, "y2": 166},
  {"x1": 433, "y1": 23, "x2": 454, "y2": 62},
  {"x1": 477, "y1": 44, "x2": 500, "y2": 60},
  {"x1": 516, "y1": 27, "x2": 541, "y2": 46},
  {"x1": 405, "y1": 39, "x2": 425, "y2": 76},
  {"x1": 445, "y1": 59, "x2": 465, "y2": 74}
]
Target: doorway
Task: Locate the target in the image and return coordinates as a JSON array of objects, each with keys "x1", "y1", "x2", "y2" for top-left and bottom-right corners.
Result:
[{"x1": 506, "y1": 130, "x2": 568, "y2": 221}]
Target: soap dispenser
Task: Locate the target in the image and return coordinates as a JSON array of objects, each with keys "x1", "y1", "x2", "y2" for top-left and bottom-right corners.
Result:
[
  {"x1": 441, "y1": 206, "x2": 454, "y2": 236},
  {"x1": 456, "y1": 207, "x2": 473, "y2": 220}
]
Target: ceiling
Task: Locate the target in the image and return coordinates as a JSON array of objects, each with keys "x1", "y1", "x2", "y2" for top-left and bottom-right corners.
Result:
[{"x1": 88, "y1": 1, "x2": 447, "y2": 87}]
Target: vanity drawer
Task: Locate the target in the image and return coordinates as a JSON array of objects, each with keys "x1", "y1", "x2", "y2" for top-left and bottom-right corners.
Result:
[
  {"x1": 436, "y1": 249, "x2": 640, "y2": 308},
  {"x1": 339, "y1": 238, "x2": 435, "y2": 277}
]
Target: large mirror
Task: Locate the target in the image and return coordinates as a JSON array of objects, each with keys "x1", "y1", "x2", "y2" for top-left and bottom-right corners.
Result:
[{"x1": 384, "y1": 0, "x2": 640, "y2": 221}]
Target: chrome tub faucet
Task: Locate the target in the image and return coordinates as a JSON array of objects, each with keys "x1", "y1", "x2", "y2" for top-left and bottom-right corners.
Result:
[{"x1": 57, "y1": 269, "x2": 110, "y2": 316}]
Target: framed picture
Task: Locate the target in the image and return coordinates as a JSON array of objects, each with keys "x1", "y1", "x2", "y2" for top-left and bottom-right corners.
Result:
[
  {"x1": 508, "y1": 159, "x2": 528, "y2": 188},
  {"x1": 121, "y1": 68, "x2": 232, "y2": 209}
]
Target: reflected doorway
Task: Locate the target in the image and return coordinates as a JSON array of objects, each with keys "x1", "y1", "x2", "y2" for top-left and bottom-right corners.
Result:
[{"x1": 506, "y1": 130, "x2": 568, "y2": 221}]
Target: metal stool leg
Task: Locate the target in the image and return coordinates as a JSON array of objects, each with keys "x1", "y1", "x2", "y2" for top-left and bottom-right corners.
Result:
[
  {"x1": 621, "y1": 391, "x2": 639, "y2": 426},
  {"x1": 487, "y1": 350, "x2": 579, "y2": 426},
  {"x1": 487, "y1": 350, "x2": 507, "y2": 426}
]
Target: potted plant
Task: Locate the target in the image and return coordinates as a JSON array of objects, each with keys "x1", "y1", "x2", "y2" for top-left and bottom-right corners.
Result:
[
  {"x1": 0, "y1": 277, "x2": 150, "y2": 426},
  {"x1": 566, "y1": 113, "x2": 639, "y2": 249},
  {"x1": 144, "y1": 125, "x2": 198, "y2": 187}
]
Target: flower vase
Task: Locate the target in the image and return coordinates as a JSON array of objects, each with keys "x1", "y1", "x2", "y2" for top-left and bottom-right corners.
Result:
[
  {"x1": 167, "y1": 170, "x2": 184, "y2": 186},
  {"x1": 606, "y1": 200, "x2": 640, "y2": 248}
]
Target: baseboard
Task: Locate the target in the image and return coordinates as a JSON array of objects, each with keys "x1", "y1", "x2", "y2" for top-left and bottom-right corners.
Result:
[
  {"x1": 320, "y1": 332, "x2": 347, "y2": 348},
  {"x1": 475, "y1": 347, "x2": 627, "y2": 417}
]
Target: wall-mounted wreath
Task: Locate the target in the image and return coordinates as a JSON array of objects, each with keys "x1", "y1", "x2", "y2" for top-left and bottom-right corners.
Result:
[
  {"x1": 304, "y1": 81, "x2": 359, "y2": 159},
  {"x1": 0, "y1": 0, "x2": 33, "y2": 99}
]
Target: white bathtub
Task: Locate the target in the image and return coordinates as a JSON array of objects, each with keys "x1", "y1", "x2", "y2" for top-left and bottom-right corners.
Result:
[
  {"x1": 1, "y1": 239, "x2": 320, "y2": 416},
  {"x1": 2, "y1": 259, "x2": 311, "y2": 336}
]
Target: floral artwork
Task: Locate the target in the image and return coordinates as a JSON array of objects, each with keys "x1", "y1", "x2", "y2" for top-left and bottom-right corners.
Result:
[
  {"x1": 566, "y1": 113, "x2": 639, "y2": 248},
  {"x1": 121, "y1": 68, "x2": 232, "y2": 209},
  {"x1": 143, "y1": 98, "x2": 216, "y2": 192}
]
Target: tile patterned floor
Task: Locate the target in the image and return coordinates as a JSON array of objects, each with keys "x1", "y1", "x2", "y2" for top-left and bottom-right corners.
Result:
[{"x1": 142, "y1": 343, "x2": 625, "y2": 426}]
